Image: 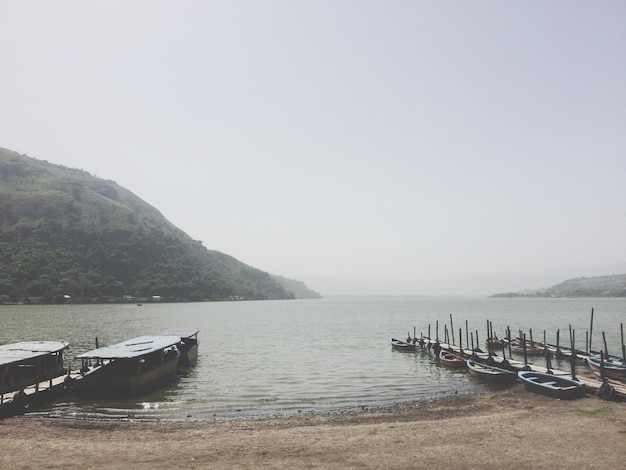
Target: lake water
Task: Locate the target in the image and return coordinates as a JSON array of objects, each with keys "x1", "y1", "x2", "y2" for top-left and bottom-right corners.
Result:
[{"x1": 1, "y1": 296, "x2": 624, "y2": 421}]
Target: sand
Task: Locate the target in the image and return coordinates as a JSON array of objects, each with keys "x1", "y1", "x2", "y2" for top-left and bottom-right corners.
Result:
[{"x1": 1, "y1": 385, "x2": 625, "y2": 469}]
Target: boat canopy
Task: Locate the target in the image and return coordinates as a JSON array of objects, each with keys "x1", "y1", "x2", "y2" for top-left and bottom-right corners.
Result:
[
  {"x1": 77, "y1": 335, "x2": 181, "y2": 360},
  {"x1": 0, "y1": 341, "x2": 70, "y2": 366},
  {"x1": 154, "y1": 327, "x2": 199, "y2": 338}
]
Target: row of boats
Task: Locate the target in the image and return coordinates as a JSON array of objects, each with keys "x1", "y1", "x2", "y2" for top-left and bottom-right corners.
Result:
[
  {"x1": 391, "y1": 335, "x2": 626, "y2": 401},
  {"x1": 0, "y1": 327, "x2": 199, "y2": 416}
]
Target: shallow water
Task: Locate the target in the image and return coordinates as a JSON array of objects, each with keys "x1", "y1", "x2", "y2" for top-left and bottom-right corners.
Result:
[{"x1": 1, "y1": 297, "x2": 624, "y2": 420}]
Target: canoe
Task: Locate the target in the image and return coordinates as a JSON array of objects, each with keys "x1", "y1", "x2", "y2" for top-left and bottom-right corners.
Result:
[
  {"x1": 467, "y1": 359, "x2": 517, "y2": 384},
  {"x1": 439, "y1": 349, "x2": 467, "y2": 368},
  {"x1": 390, "y1": 338, "x2": 416, "y2": 351},
  {"x1": 517, "y1": 370, "x2": 586, "y2": 399},
  {"x1": 70, "y1": 335, "x2": 182, "y2": 398},
  {"x1": 586, "y1": 355, "x2": 626, "y2": 383},
  {"x1": 155, "y1": 327, "x2": 199, "y2": 367}
]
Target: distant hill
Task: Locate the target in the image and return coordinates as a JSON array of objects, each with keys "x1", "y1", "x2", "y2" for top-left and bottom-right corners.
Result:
[
  {"x1": 491, "y1": 273, "x2": 626, "y2": 298},
  {"x1": 0, "y1": 147, "x2": 300, "y2": 303},
  {"x1": 272, "y1": 275, "x2": 322, "y2": 299}
]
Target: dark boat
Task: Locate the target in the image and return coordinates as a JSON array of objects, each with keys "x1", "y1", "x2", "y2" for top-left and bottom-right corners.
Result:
[
  {"x1": 0, "y1": 341, "x2": 70, "y2": 394},
  {"x1": 467, "y1": 359, "x2": 517, "y2": 384},
  {"x1": 390, "y1": 338, "x2": 416, "y2": 351},
  {"x1": 155, "y1": 327, "x2": 199, "y2": 367},
  {"x1": 439, "y1": 349, "x2": 467, "y2": 368},
  {"x1": 517, "y1": 371, "x2": 586, "y2": 399},
  {"x1": 70, "y1": 335, "x2": 181, "y2": 398}
]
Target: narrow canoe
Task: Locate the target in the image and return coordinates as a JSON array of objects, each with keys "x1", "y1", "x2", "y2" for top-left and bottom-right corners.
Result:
[{"x1": 467, "y1": 359, "x2": 517, "y2": 384}]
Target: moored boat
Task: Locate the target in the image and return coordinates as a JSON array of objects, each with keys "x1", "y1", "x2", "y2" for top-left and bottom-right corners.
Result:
[
  {"x1": 0, "y1": 341, "x2": 70, "y2": 394},
  {"x1": 510, "y1": 338, "x2": 544, "y2": 356},
  {"x1": 390, "y1": 338, "x2": 416, "y2": 351},
  {"x1": 586, "y1": 355, "x2": 626, "y2": 383},
  {"x1": 69, "y1": 335, "x2": 181, "y2": 398},
  {"x1": 155, "y1": 327, "x2": 199, "y2": 367},
  {"x1": 467, "y1": 359, "x2": 517, "y2": 384},
  {"x1": 439, "y1": 349, "x2": 467, "y2": 368},
  {"x1": 517, "y1": 370, "x2": 586, "y2": 399}
]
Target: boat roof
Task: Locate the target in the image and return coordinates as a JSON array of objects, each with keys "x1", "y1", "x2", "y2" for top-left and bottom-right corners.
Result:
[
  {"x1": 77, "y1": 335, "x2": 181, "y2": 360},
  {"x1": 154, "y1": 327, "x2": 199, "y2": 338},
  {"x1": 0, "y1": 341, "x2": 70, "y2": 367}
]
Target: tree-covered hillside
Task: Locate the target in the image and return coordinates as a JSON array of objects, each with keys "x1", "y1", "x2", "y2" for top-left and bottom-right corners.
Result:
[
  {"x1": 491, "y1": 273, "x2": 626, "y2": 298},
  {"x1": 0, "y1": 147, "x2": 296, "y2": 303}
]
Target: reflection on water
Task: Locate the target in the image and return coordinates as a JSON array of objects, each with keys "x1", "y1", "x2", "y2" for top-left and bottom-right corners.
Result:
[{"x1": 0, "y1": 297, "x2": 624, "y2": 421}]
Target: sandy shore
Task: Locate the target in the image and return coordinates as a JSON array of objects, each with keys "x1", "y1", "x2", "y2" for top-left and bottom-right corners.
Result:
[{"x1": 1, "y1": 385, "x2": 625, "y2": 469}]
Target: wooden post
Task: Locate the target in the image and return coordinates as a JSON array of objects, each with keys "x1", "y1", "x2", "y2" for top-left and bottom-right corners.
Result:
[
  {"x1": 522, "y1": 333, "x2": 529, "y2": 370},
  {"x1": 450, "y1": 314, "x2": 455, "y2": 346},
  {"x1": 507, "y1": 327, "x2": 512, "y2": 357},
  {"x1": 466, "y1": 320, "x2": 469, "y2": 350},
  {"x1": 571, "y1": 329, "x2": 577, "y2": 381},
  {"x1": 589, "y1": 308, "x2": 594, "y2": 353},
  {"x1": 619, "y1": 323, "x2": 626, "y2": 364},
  {"x1": 602, "y1": 331, "x2": 609, "y2": 358},
  {"x1": 95, "y1": 337, "x2": 99, "y2": 349},
  {"x1": 436, "y1": 321, "x2": 439, "y2": 342},
  {"x1": 471, "y1": 332, "x2": 474, "y2": 351}
]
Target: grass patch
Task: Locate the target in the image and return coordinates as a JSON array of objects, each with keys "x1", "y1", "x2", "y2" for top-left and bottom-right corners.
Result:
[{"x1": 576, "y1": 408, "x2": 612, "y2": 416}]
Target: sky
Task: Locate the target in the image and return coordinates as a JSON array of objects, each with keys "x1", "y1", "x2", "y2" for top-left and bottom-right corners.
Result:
[{"x1": 1, "y1": 1, "x2": 625, "y2": 296}]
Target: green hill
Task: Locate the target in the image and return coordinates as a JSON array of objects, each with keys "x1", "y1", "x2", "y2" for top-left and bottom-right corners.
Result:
[
  {"x1": 0, "y1": 147, "x2": 297, "y2": 303},
  {"x1": 491, "y1": 273, "x2": 626, "y2": 298}
]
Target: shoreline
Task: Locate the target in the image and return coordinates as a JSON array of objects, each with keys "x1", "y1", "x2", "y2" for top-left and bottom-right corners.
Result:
[{"x1": 2, "y1": 385, "x2": 625, "y2": 469}]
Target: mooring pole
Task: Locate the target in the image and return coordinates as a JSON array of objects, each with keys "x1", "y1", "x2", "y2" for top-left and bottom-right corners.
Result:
[
  {"x1": 522, "y1": 333, "x2": 529, "y2": 370},
  {"x1": 571, "y1": 329, "x2": 577, "y2": 380},
  {"x1": 619, "y1": 323, "x2": 626, "y2": 364},
  {"x1": 450, "y1": 314, "x2": 455, "y2": 346},
  {"x1": 589, "y1": 308, "x2": 594, "y2": 353}
]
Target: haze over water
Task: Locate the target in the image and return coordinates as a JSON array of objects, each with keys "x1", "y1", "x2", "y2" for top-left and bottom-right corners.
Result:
[{"x1": 2, "y1": 297, "x2": 624, "y2": 421}]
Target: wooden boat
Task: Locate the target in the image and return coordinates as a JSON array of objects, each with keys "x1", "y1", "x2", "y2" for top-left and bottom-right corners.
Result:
[
  {"x1": 0, "y1": 341, "x2": 70, "y2": 394},
  {"x1": 439, "y1": 349, "x2": 467, "y2": 368},
  {"x1": 586, "y1": 355, "x2": 626, "y2": 383},
  {"x1": 390, "y1": 338, "x2": 416, "y2": 351},
  {"x1": 69, "y1": 335, "x2": 181, "y2": 398},
  {"x1": 517, "y1": 371, "x2": 586, "y2": 399},
  {"x1": 510, "y1": 338, "x2": 544, "y2": 356},
  {"x1": 467, "y1": 359, "x2": 517, "y2": 384},
  {"x1": 155, "y1": 327, "x2": 199, "y2": 366}
]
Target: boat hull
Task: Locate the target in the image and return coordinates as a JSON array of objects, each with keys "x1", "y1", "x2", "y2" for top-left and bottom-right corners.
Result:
[
  {"x1": 587, "y1": 356, "x2": 626, "y2": 383},
  {"x1": 71, "y1": 350, "x2": 180, "y2": 398},
  {"x1": 467, "y1": 360, "x2": 517, "y2": 384},
  {"x1": 439, "y1": 350, "x2": 467, "y2": 368},
  {"x1": 518, "y1": 371, "x2": 586, "y2": 399},
  {"x1": 390, "y1": 338, "x2": 416, "y2": 351},
  {"x1": 0, "y1": 341, "x2": 70, "y2": 394}
]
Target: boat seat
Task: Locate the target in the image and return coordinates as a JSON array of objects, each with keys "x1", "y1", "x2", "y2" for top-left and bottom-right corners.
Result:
[{"x1": 542, "y1": 382, "x2": 557, "y2": 387}]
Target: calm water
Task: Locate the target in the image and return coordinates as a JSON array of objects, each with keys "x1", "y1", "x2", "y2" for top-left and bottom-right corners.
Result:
[{"x1": 1, "y1": 297, "x2": 624, "y2": 421}]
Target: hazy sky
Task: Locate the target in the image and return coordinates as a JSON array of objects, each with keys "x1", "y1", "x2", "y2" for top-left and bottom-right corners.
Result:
[{"x1": 1, "y1": 1, "x2": 625, "y2": 295}]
